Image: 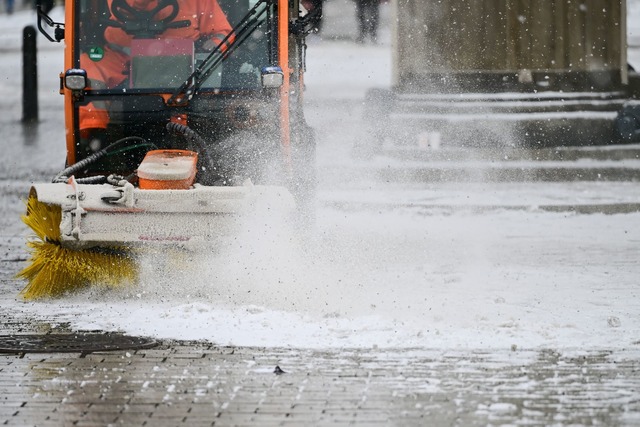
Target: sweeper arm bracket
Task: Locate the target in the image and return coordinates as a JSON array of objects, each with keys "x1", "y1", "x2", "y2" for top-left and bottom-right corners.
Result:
[
  {"x1": 100, "y1": 182, "x2": 135, "y2": 207},
  {"x1": 29, "y1": 182, "x2": 295, "y2": 250}
]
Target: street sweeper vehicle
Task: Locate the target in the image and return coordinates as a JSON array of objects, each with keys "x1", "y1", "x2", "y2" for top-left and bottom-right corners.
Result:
[{"x1": 20, "y1": 0, "x2": 321, "y2": 298}]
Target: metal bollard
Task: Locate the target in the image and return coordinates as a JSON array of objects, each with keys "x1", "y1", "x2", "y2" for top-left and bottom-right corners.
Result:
[{"x1": 22, "y1": 25, "x2": 39, "y2": 124}]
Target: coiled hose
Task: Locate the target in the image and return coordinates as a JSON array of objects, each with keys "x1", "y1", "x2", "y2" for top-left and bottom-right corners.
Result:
[{"x1": 52, "y1": 136, "x2": 155, "y2": 184}]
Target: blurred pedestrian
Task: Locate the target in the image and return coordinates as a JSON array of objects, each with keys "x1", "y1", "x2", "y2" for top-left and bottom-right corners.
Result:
[
  {"x1": 5, "y1": 0, "x2": 15, "y2": 14},
  {"x1": 354, "y1": 0, "x2": 379, "y2": 43}
]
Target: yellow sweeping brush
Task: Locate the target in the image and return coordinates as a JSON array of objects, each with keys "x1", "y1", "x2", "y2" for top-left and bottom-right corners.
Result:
[{"x1": 17, "y1": 196, "x2": 137, "y2": 299}]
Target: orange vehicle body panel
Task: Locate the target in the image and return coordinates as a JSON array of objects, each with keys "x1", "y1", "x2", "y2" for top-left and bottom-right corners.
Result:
[
  {"x1": 278, "y1": 0, "x2": 290, "y2": 167},
  {"x1": 64, "y1": 2, "x2": 76, "y2": 165},
  {"x1": 63, "y1": 0, "x2": 291, "y2": 168},
  {"x1": 137, "y1": 150, "x2": 198, "y2": 190}
]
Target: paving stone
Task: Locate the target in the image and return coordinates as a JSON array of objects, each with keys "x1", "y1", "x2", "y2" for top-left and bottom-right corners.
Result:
[{"x1": 1, "y1": 335, "x2": 640, "y2": 426}]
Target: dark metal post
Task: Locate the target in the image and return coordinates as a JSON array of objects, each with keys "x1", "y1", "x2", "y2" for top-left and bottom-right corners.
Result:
[{"x1": 22, "y1": 25, "x2": 39, "y2": 124}]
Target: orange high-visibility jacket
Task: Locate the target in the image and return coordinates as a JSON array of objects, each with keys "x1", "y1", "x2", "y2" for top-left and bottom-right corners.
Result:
[
  {"x1": 79, "y1": 0, "x2": 232, "y2": 131},
  {"x1": 105, "y1": 0, "x2": 233, "y2": 51}
]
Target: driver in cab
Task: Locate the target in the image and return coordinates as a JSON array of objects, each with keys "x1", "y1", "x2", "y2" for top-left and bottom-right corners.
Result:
[{"x1": 80, "y1": 0, "x2": 233, "y2": 140}]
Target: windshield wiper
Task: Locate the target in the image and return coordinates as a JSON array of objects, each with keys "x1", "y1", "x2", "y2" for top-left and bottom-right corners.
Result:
[{"x1": 167, "y1": 0, "x2": 274, "y2": 106}]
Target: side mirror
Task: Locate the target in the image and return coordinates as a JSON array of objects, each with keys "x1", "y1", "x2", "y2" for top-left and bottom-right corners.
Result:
[
  {"x1": 37, "y1": 6, "x2": 65, "y2": 42},
  {"x1": 261, "y1": 66, "x2": 284, "y2": 88}
]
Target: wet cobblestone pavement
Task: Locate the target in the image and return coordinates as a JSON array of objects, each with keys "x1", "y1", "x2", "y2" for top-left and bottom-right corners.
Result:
[
  {"x1": 2, "y1": 5, "x2": 640, "y2": 425},
  {"x1": 1, "y1": 338, "x2": 640, "y2": 426}
]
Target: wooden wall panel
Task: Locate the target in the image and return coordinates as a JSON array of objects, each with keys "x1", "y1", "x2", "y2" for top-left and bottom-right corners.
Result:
[{"x1": 395, "y1": 0, "x2": 625, "y2": 82}]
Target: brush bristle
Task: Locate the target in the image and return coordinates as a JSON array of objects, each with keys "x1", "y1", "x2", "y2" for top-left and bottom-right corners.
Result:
[{"x1": 17, "y1": 196, "x2": 137, "y2": 299}]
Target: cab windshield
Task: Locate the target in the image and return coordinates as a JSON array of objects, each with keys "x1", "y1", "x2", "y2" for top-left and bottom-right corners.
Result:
[{"x1": 76, "y1": 0, "x2": 276, "y2": 92}]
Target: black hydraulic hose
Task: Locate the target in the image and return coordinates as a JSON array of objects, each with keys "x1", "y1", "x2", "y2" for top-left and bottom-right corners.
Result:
[
  {"x1": 165, "y1": 122, "x2": 222, "y2": 183},
  {"x1": 53, "y1": 152, "x2": 108, "y2": 183},
  {"x1": 73, "y1": 175, "x2": 109, "y2": 184},
  {"x1": 166, "y1": 122, "x2": 207, "y2": 148},
  {"x1": 52, "y1": 136, "x2": 151, "y2": 184}
]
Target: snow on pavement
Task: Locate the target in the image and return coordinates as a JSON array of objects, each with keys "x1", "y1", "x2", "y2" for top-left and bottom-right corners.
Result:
[
  {"x1": 5, "y1": 206, "x2": 640, "y2": 350},
  {"x1": 1, "y1": 5, "x2": 640, "y2": 352}
]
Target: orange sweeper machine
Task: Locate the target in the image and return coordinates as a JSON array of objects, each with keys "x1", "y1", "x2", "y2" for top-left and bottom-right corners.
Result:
[{"x1": 20, "y1": 0, "x2": 321, "y2": 298}]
